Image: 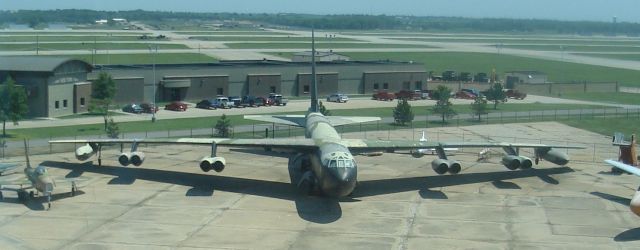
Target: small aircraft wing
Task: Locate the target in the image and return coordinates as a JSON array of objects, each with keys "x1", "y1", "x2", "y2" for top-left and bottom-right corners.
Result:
[
  {"x1": 605, "y1": 159, "x2": 640, "y2": 176},
  {"x1": 0, "y1": 176, "x2": 32, "y2": 190},
  {"x1": 0, "y1": 163, "x2": 20, "y2": 175},
  {"x1": 51, "y1": 176, "x2": 92, "y2": 188}
]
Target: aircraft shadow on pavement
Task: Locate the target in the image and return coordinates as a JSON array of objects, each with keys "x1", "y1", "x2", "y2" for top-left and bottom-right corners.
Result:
[
  {"x1": 615, "y1": 228, "x2": 640, "y2": 242},
  {"x1": 41, "y1": 160, "x2": 572, "y2": 222},
  {"x1": 0, "y1": 190, "x2": 86, "y2": 211},
  {"x1": 590, "y1": 191, "x2": 631, "y2": 207}
]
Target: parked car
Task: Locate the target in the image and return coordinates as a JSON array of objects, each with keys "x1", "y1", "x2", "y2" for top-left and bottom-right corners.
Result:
[
  {"x1": 416, "y1": 90, "x2": 429, "y2": 99},
  {"x1": 242, "y1": 96, "x2": 265, "y2": 107},
  {"x1": 122, "y1": 103, "x2": 143, "y2": 114},
  {"x1": 326, "y1": 93, "x2": 349, "y2": 103},
  {"x1": 229, "y1": 96, "x2": 246, "y2": 108},
  {"x1": 196, "y1": 99, "x2": 218, "y2": 110},
  {"x1": 212, "y1": 96, "x2": 233, "y2": 109},
  {"x1": 139, "y1": 103, "x2": 158, "y2": 113},
  {"x1": 504, "y1": 89, "x2": 527, "y2": 100},
  {"x1": 372, "y1": 91, "x2": 395, "y2": 101},
  {"x1": 268, "y1": 94, "x2": 288, "y2": 106},
  {"x1": 454, "y1": 90, "x2": 477, "y2": 99},
  {"x1": 395, "y1": 90, "x2": 421, "y2": 100},
  {"x1": 256, "y1": 96, "x2": 270, "y2": 106},
  {"x1": 164, "y1": 101, "x2": 188, "y2": 111}
]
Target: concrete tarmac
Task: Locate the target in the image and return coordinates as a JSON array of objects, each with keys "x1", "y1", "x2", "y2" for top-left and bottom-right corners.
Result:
[{"x1": 1, "y1": 122, "x2": 639, "y2": 249}]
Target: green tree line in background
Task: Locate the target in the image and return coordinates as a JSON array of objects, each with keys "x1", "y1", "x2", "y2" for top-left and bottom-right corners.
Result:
[{"x1": 1, "y1": 10, "x2": 639, "y2": 35}]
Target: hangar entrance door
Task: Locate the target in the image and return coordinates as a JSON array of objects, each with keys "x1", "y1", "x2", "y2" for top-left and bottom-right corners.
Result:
[{"x1": 162, "y1": 79, "x2": 190, "y2": 101}]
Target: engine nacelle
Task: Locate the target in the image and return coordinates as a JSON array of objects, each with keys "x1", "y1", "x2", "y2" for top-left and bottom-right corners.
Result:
[
  {"x1": 75, "y1": 144, "x2": 95, "y2": 161},
  {"x1": 535, "y1": 148, "x2": 569, "y2": 165},
  {"x1": 501, "y1": 155, "x2": 533, "y2": 170},
  {"x1": 411, "y1": 150, "x2": 425, "y2": 158},
  {"x1": 200, "y1": 157, "x2": 226, "y2": 173},
  {"x1": 431, "y1": 159, "x2": 461, "y2": 175},
  {"x1": 118, "y1": 153, "x2": 131, "y2": 166},
  {"x1": 130, "y1": 152, "x2": 146, "y2": 167}
]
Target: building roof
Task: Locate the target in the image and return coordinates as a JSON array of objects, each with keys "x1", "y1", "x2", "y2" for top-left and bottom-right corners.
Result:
[
  {"x1": 94, "y1": 59, "x2": 420, "y2": 70},
  {"x1": 0, "y1": 56, "x2": 92, "y2": 73}
]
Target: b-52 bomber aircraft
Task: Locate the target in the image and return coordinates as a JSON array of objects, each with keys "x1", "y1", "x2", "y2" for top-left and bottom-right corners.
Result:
[
  {"x1": 49, "y1": 31, "x2": 584, "y2": 198},
  {"x1": 0, "y1": 140, "x2": 86, "y2": 209}
]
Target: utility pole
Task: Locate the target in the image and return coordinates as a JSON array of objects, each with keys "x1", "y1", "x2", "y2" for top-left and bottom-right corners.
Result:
[
  {"x1": 36, "y1": 35, "x2": 39, "y2": 55},
  {"x1": 149, "y1": 45, "x2": 158, "y2": 123}
]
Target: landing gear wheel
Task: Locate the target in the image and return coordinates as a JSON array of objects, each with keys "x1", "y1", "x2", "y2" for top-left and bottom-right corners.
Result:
[
  {"x1": 98, "y1": 159, "x2": 102, "y2": 167},
  {"x1": 0, "y1": 191, "x2": 3, "y2": 200},
  {"x1": 29, "y1": 191, "x2": 34, "y2": 198},
  {"x1": 47, "y1": 203, "x2": 51, "y2": 210},
  {"x1": 71, "y1": 184, "x2": 77, "y2": 197},
  {"x1": 535, "y1": 158, "x2": 539, "y2": 165},
  {"x1": 17, "y1": 191, "x2": 26, "y2": 202}
]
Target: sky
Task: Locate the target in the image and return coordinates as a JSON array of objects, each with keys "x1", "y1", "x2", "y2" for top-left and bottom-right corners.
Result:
[{"x1": 2, "y1": 0, "x2": 640, "y2": 23}]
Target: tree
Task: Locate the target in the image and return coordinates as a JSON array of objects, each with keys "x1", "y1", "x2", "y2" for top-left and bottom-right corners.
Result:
[
  {"x1": 319, "y1": 101, "x2": 331, "y2": 116},
  {"x1": 470, "y1": 96, "x2": 488, "y2": 121},
  {"x1": 105, "y1": 116, "x2": 120, "y2": 139},
  {"x1": 0, "y1": 76, "x2": 29, "y2": 138},
  {"x1": 484, "y1": 82, "x2": 506, "y2": 110},
  {"x1": 214, "y1": 114, "x2": 232, "y2": 138},
  {"x1": 431, "y1": 85, "x2": 457, "y2": 123},
  {"x1": 89, "y1": 72, "x2": 116, "y2": 130},
  {"x1": 393, "y1": 99, "x2": 414, "y2": 126}
]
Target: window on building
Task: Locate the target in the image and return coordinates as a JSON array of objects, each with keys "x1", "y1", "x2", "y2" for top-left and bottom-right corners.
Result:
[
  {"x1": 373, "y1": 83, "x2": 379, "y2": 90},
  {"x1": 415, "y1": 81, "x2": 423, "y2": 90},
  {"x1": 270, "y1": 86, "x2": 276, "y2": 93},
  {"x1": 80, "y1": 97, "x2": 85, "y2": 107},
  {"x1": 63, "y1": 99, "x2": 68, "y2": 108},
  {"x1": 55, "y1": 101, "x2": 59, "y2": 109},
  {"x1": 303, "y1": 85, "x2": 310, "y2": 94},
  {"x1": 217, "y1": 88, "x2": 223, "y2": 95},
  {"x1": 383, "y1": 83, "x2": 389, "y2": 90}
]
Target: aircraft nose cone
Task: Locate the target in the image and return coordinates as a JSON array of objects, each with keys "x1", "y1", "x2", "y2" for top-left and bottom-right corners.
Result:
[{"x1": 323, "y1": 167, "x2": 357, "y2": 197}]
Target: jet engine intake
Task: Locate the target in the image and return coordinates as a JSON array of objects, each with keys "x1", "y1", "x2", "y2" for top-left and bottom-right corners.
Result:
[
  {"x1": 535, "y1": 148, "x2": 569, "y2": 165},
  {"x1": 411, "y1": 150, "x2": 424, "y2": 158},
  {"x1": 130, "y1": 152, "x2": 145, "y2": 166},
  {"x1": 431, "y1": 159, "x2": 461, "y2": 175},
  {"x1": 200, "y1": 157, "x2": 226, "y2": 173},
  {"x1": 501, "y1": 155, "x2": 533, "y2": 170},
  {"x1": 75, "y1": 144, "x2": 95, "y2": 161},
  {"x1": 118, "y1": 153, "x2": 131, "y2": 166}
]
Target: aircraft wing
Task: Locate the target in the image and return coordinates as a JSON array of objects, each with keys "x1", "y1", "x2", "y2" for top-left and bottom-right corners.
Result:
[
  {"x1": 605, "y1": 159, "x2": 640, "y2": 176},
  {"x1": 244, "y1": 115, "x2": 306, "y2": 127},
  {"x1": 51, "y1": 176, "x2": 92, "y2": 188},
  {"x1": 325, "y1": 116, "x2": 381, "y2": 126},
  {"x1": 0, "y1": 176, "x2": 32, "y2": 189},
  {"x1": 50, "y1": 138, "x2": 318, "y2": 151},
  {"x1": 343, "y1": 139, "x2": 584, "y2": 152},
  {"x1": 0, "y1": 163, "x2": 20, "y2": 175}
]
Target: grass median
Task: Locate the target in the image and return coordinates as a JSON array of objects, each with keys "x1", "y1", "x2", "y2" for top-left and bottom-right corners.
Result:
[{"x1": 2, "y1": 103, "x2": 608, "y2": 140}]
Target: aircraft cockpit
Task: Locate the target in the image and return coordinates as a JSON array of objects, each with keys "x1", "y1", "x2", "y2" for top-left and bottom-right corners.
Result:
[
  {"x1": 35, "y1": 166, "x2": 47, "y2": 175},
  {"x1": 327, "y1": 153, "x2": 356, "y2": 169}
]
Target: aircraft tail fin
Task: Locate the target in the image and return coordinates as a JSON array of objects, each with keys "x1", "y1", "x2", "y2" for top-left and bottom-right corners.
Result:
[
  {"x1": 23, "y1": 139, "x2": 31, "y2": 169},
  {"x1": 420, "y1": 130, "x2": 427, "y2": 142},
  {"x1": 309, "y1": 29, "x2": 319, "y2": 113}
]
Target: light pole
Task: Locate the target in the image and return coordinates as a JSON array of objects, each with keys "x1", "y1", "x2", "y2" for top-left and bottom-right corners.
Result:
[{"x1": 148, "y1": 45, "x2": 158, "y2": 122}]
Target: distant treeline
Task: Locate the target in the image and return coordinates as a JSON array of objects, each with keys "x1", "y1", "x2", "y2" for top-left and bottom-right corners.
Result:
[{"x1": 1, "y1": 9, "x2": 639, "y2": 35}]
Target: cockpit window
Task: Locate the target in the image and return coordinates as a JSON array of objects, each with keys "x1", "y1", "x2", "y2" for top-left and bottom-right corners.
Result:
[
  {"x1": 329, "y1": 160, "x2": 336, "y2": 168},
  {"x1": 35, "y1": 166, "x2": 46, "y2": 175}
]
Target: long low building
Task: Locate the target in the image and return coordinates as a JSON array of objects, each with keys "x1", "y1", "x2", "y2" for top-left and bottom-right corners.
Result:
[
  {"x1": 1, "y1": 56, "x2": 427, "y2": 118},
  {"x1": 93, "y1": 59, "x2": 428, "y2": 104}
]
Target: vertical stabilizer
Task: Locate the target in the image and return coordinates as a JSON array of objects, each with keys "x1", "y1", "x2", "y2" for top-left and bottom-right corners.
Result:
[
  {"x1": 23, "y1": 139, "x2": 31, "y2": 169},
  {"x1": 309, "y1": 29, "x2": 319, "y2": 113},
  {"x1": 420, "y1": 130, "x2": 427, "y2": 142}
]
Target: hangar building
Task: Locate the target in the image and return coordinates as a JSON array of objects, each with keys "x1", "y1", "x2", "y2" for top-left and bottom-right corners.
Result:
[{"x1": 0, "y1": 56, "x2": 93, "y2": 117}]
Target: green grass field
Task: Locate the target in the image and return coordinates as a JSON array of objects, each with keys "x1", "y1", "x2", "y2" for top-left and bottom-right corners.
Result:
[
  {"x1": 58, "y1": 53, "x2": 216, "y2": 65},
  {"x1": 0, "y1": 36, "x2": 146, "y2": 42},
  {"x1": 3, "y1": 103, "x2": 607, "y2": 140},
  {"x1": 573, "y1": 53, "x2": 640, "y2": 62},
  {"x1": 189, "y1": 36, "x2": 358, "y2": 42},
  {"x1": 544, "y1": 92, "x2": 640, "y2": 105},
  {"x1": 225, "y1": 42, "x2": 435, "y2": 49},
  {"x1": 501, "y1": 45, "x2": 640, "y2": 52},
  {"x1": 0, "y1": 42, "x2": 188, "y2": 51},
  {"x1": 343, "y1": 52, "x2": 640, "y2": 87}
]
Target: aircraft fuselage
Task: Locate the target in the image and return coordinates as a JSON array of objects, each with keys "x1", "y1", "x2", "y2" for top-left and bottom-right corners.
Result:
[{"x1": 304, "y1": 112, "x2": 357, "y2": 197}]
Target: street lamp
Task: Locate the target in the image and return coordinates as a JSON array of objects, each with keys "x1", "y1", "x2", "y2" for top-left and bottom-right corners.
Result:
[{"x1": 148, "y1": 45, "x2": 158, "y2": 122}]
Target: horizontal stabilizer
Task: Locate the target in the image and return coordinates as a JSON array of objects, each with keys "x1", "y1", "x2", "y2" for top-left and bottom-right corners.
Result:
[
  {"x1": 244, "y1": 115, "x2": 306, "y2": 127},
  {"x1": 605, "y1": 159, "x2": 640, "y2": 176},
  {"x1": 325, "y1": 116, "x2": 381, "y2": 126}
]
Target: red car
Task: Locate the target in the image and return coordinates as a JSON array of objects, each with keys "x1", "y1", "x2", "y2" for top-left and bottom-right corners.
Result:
[
  {"x1": 395, "y1": 90, "x2": 421, "y2": 100},
  {"x1": 454, "y1": 90, "x2": 477, "y2": 99},
  {"x1": 372, "y1": 91, "x2": 396, "y2": 101},
  {"x1": 164, "y1": 101, "x2": 188, "y2": 111},
  {"x1": 140, "y1": 103, "x2": 159, "y2": 113}
]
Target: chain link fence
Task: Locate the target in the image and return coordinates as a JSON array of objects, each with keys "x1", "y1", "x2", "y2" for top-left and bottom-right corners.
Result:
[{"x1": 1, "y1": 107, "x2": 637, "y2": 163}]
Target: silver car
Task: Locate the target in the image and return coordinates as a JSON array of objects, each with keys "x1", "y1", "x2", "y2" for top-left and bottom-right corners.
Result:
[{"x1": 326, "y1": 93, "x2": 349, "y2": 103}]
